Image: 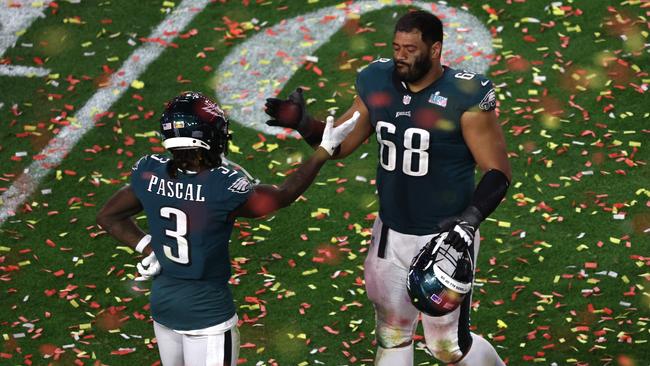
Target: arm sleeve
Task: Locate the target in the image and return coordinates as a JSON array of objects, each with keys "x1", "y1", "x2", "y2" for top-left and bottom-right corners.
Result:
[
  {"x1": 129, "y1": 155, "x2": 151, "y2": 199},
  {"x1": 355, "y1": 70, "x2": 368, "y2": 105},
  {"x1": 463, "y1": 76, "x2": 497, "y2": 112},
  {"x1": 355, "y1": 60, "x2": 381, "y2": 106},
  {"x1": 221, "y1": 170, "x2": 253, "y2": 213}
]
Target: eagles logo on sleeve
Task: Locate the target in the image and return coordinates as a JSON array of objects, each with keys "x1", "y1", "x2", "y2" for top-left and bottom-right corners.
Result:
[
  {"x1": 132, "y1": 155, "x2": 149, "y2": 171},
  {"x1": 479, "y1": 88, "x2": 496, "y2": 111},
  {"x1": 228, "y1": 176, "x2": 252, "y2": 194}
]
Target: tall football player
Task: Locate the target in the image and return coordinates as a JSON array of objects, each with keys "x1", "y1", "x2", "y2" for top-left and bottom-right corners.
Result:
[
  {"x1": 264, "y1": 10, "x2": 511, "y2": 366},
  {"x1": 96, "y1": 92, "x2": 358, "y2": 366}
]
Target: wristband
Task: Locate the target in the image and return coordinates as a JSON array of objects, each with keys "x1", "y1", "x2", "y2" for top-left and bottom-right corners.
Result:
[
  {"x1": 135, "y1": 234, "x2": 152, "y2": 253},
  {"x1": 459, "y1": 205, "x2": 484, "y2": 228}
]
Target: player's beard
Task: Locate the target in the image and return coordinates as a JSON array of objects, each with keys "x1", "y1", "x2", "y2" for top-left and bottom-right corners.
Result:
[{"x1": 394, "y1": 53, "x2": 432, "y2": 83}]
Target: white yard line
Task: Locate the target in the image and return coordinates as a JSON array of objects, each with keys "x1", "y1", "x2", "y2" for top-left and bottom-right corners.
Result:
[
  {"x1": 0, "y1": 64, "x2": 49, "y2": 76},
  {"x1": 0, "y1": 0, "x2": 211, "y2": 224},
  {"x1": 0, "y1": 0, "x2": 52, "y2": 76}
]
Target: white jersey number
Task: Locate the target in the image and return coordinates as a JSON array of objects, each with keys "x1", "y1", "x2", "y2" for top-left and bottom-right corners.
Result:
[
  {"x1": 376, "y1": 121, "x2": 430, "y2": 177},
  {"x1": 376, "y1": 121, "x2": 397, "y2": 171},
  {"x1": 160, "y1": 207, "x2": 190, "y2": 264},
  {"x1": 454, "y1": 71, "x2": 476, "y2": 80}
]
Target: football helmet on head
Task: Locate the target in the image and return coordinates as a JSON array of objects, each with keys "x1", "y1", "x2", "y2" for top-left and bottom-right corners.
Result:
[
  {"x1": 159, "y1": 91, "x2": 230, "y2": 155},
  {"x1": 407, "y1": 232, "x2": 474, "y2": 317}
]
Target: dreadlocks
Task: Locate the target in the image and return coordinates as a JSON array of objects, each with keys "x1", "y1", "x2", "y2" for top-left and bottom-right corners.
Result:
[{"x1": 166, "y1": 148, "x2": 222, "y2": 179}]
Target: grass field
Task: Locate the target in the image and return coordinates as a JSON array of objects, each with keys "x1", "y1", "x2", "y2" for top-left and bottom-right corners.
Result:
[{"x1": 0, "y1": 0, "x2": 648, "y2": 365}]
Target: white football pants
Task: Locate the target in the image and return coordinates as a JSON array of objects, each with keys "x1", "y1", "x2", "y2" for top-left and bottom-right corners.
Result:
[
  {"x1": 154, "y1": 321, "x2": 239, "y2": 366},
  {"x1": 365, "y1": 216, "x2": 503, "y2": 365}
]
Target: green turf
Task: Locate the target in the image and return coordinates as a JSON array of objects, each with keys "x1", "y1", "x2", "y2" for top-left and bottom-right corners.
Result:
[{"x1": 1, "y1": 0, "x2": 648, "y2": 365}]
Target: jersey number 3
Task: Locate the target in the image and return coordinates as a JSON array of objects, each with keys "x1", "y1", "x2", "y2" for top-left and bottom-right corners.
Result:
[
  {"x1": 376, "y1": 121, "x2": 429, "y2": 177},
  {"x1": 160, "y1": 207, "x2": 190, "y2": 264}
]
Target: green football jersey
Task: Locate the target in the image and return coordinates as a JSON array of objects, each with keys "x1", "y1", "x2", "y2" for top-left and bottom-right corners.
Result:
[
  {"x1": 356, "y1": 59, "x2": 496, "y2": 235},
  {"x1": 130, "y1": 154, "x2": 251, "y2": 330}
]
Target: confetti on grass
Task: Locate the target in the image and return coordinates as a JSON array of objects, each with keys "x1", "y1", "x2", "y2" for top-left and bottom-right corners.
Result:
[{"x1": 0, "y1": 0, "x2": 648, "y2": 365}]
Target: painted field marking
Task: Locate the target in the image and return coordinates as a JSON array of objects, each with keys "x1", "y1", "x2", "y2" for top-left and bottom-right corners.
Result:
[
  {"x1": 0, "y1": 0, "x2": 210, "y2": 224},
  {"x1": 0, "y1": 0, "x2": 52, "y2": 77}
]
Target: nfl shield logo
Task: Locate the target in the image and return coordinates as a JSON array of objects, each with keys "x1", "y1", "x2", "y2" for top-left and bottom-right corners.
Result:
[{"x1": 403, "y1": 95, "x2": 411, "y2": 105}]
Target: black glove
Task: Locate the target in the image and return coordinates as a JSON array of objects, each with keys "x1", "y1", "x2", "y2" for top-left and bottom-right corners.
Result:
[
  {"x1": 444, "y1": 220, "x2": 477, "y2": 251},
  {"x1": 437, "y1": 206, "x2": 483, "y2": 251},
  {"x1": 265, "y1": 87, "x2": 307, "y2": 130}
]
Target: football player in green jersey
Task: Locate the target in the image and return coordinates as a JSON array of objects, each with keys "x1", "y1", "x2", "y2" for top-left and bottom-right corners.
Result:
[
  {"x1": 96, "y1": 92, "x2": 358, "y2": 366},
  {"x1": 265, "y1": 10, "x2": 510, "y2": 366}
]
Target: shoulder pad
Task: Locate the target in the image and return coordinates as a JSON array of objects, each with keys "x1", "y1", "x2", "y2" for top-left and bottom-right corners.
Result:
[
  {"x1": 210, "y1": 165, "x2": 251, "y2": 193},
  {"x1": 150, "y1": 154, "x2": 171, "y2": 164},
  {"x1": 132, "y1": 155, "x2": 149, "y2": 171},
  {"x1": 449, "y1": 70, "x2": 495, "y2": 112},
  {"x1": 372, "y1": 58, "x2": 392, "y2": 64}
]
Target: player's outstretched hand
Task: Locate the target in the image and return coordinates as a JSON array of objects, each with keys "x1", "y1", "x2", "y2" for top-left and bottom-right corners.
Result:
[
  {"x1": 135, "y1": 252, "x2": 161, "y2": 281},
  {"x1": 319, "y1": 111, "x2": 360, "y2": 157},
  {"x1": 265, "y1": 87, "x2": 305, "y2": 129}
]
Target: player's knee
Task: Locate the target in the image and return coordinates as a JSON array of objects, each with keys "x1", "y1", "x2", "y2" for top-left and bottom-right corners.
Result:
[
  {"x1": 376, "y1": 325, "x2": 413, "y2": 349},
  {"x1": 426, "y1": 340, "x2": 464, "y2": 364},
  {"x1": 375, "y1": 315, "x2": 417, "y2": 349}
]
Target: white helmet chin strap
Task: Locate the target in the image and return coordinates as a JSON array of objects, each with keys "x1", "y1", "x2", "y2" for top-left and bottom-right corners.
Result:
[{"x1": 163, "y1": 137, "x2": 210, "y2": 150}]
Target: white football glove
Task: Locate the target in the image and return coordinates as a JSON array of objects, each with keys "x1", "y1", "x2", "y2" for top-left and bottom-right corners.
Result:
[
  {"x1": 319, "y1": 111, "x2": 360, "y2": 156},
  {"x1": 135, "y1": 252, "x2": 161, "y2": 281}
]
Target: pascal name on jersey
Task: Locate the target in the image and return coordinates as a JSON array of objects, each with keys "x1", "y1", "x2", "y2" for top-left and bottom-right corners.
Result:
[{"x1": 146, "y1": 175, "x2": 206, "y2": 202}]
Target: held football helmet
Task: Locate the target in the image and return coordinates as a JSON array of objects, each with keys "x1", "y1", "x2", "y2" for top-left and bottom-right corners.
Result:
[
  {"x1": 407, "y1": 232, "x2": 474, "y2": 317},
  {"x1": 159, "y1": 91, "x2": 230, "y2": 155}
]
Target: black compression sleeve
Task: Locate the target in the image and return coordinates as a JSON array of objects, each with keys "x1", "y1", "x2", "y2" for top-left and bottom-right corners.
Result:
[{"x1": 460, "y1": 169, "x2": 510, "y2": 227}]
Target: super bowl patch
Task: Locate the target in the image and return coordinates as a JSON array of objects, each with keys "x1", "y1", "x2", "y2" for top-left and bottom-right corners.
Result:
[{"x1": 428, "y1": 93, "x2": 448, "y2": 108}]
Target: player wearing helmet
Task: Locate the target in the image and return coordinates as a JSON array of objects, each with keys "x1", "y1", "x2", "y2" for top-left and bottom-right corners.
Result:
[{"x1": 96, "y1": 91, "x2": 359, "y2": 366}]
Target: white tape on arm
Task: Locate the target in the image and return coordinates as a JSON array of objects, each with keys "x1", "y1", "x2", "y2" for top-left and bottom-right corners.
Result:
[{"x1": 135, "y1": 234, "x2": 152, "y2": 253}]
